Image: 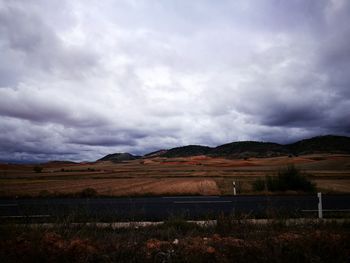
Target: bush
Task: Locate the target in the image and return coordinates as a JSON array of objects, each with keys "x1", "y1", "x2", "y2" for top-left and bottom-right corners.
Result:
[
  {"x1": 79, "y1": 188, "x2": 97, "y2": 197},
  {"x1": 252, "y1": 165, "x2": 315, "y2": 192},
  {"x1": 267, "y1": 165, "x2": 315, "y2": 192},
  {"x1": 266, "y1": 175, "x2": 281, "y2": 192},
  {"x1": 33, "y1": 166, "x2": 43, "y2": 173}
]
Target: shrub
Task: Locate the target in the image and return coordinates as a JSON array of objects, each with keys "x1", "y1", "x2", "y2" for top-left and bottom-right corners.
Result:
[
  {"x1": 267, "y1": 165, "x2": 315, "y2": 192},
  {"x1": 252, "y1": 165, "x2": 315, "y2": 192},
  {"x1": 79, "y1": 188, "x2": 97, "y2": 197},
  {"x1": 33, "y1": 166, "x2": 43, "y2": 173},
  {"x1": 266, "y1": 175, "x2": 281, "y2": 192}
]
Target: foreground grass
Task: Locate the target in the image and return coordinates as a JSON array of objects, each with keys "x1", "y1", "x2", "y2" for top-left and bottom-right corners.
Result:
[{"x1": 1, "y1": 217, "x2": 349, "y2": 263}]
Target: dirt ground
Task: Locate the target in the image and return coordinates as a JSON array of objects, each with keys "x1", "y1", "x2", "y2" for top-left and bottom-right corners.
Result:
[{"x1": 0, "y1": 154, "x2": 349, "y2": 196}]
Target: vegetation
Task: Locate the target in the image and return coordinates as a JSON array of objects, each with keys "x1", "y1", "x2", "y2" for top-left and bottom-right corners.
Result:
[
  {"x1": 253, "y1": 165, "x2": 316, "y2": 192},
  {"x1": 1, "y1": 217, "x2": 349, "y2": 263},
  {"x1": 79, "y1": 188, "x2": 98, "y2": 197},
  {"x1": 33, "y1": 166, "x2": 43, "y2": 173}
]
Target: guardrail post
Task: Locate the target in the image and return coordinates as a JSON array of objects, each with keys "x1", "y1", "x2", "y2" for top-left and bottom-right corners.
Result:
[{"x1": 318, "y1": 192, "x2": 323, "y2": 219}]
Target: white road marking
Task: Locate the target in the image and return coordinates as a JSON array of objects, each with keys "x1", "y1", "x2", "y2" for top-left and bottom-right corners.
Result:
[
  {"x1": 0, "y1": 215, "x2": 51, "y2": 218},
  {"x1": 173, "y1": 200, "x2": 232, "y2": 204},
  {"x1": 163, "y1": 196, "x2": 219, "y2": 199},
  {"x1": 302, "y1": 209, "x2": 350, "y2": 212}
]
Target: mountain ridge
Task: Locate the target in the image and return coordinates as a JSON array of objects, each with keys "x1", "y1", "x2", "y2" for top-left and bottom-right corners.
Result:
[{"x1": 98, "y1": 135, "x2": 350, "y2": 161}]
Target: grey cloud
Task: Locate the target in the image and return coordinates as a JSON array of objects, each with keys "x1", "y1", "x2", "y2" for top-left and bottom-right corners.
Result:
[
  {"x1": 0, "y1": 0, "x2": 349, "y2": 162},
  {"x1": 0, "y1": 3, "x2": 98, "y2": 85},
  {"x1": 70, "y1": 138, "x2": 137, "y2": 147},
  {"x1": 67, "y1": 129, "x2": 149, "y2": 147},
  {"x1": 260, "y1": 104, "x2": 325, "y2": 127},
  {"x1": 0, "y1": 87, "x2": 109, "y2": 127}
]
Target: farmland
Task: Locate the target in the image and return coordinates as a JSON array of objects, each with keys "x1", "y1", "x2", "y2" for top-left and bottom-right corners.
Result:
[{"x1": 1, "y1": 154, "x2": 350, "y2": 197}]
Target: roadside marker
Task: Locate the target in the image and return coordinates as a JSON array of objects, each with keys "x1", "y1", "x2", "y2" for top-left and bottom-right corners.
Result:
[
  {"x1": 318, "y1": 192, "x2": 323, "y2": 219},
  {"x1": 233, "y1": 181, "x2": 236, "y2": 196}
]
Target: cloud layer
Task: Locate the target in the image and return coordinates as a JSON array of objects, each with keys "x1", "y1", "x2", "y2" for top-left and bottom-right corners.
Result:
[{"x1": 0, "y1": 0, "x2": 349, "y2": 162}]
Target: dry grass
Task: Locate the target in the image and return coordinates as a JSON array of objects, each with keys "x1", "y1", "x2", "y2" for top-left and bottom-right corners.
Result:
[
  {"x1": 0, "y1": 178, "x2": 219, "y2": 197},
  {"x1": 316, "y1": 179, "x2": 350, "y2": 193},
  {"x1": 0, "y1": 154, "x2": 349, "y2": 196}
]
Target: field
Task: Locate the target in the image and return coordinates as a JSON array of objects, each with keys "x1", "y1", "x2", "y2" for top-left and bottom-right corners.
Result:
[{"x1": 1, "y1": 154, "x2": 350, "y2": 197}]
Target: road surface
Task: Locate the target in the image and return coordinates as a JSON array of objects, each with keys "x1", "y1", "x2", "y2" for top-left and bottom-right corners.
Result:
[{"x1": 1, "y1": 195, "x2": 350, "y2": 221}]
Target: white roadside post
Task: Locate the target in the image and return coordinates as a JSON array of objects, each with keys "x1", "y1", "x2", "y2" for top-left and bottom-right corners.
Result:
[
  {"x1": 233, "y1": 181, "x2": 236, "y2": 196},
  {"x1": 318, "y1": 192, "x2": 323, "y2": 219}
]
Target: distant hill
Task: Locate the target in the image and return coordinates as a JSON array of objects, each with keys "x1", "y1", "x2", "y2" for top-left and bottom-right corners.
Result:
[
  {"x1": 143, "y1": 149, "x2": 168, "y2": 158},
  {"x1": 161, "y1": 145, "x2": 212, "y2": 158},
  {"x1": 209, "y1": 141, "x2": 288, "y2": 158},
  {"x1": 286, "y1": 135, "x2": 350, "y2": 155},
  {"x1": 145, "y1": 135, "x2": 350, "y2": 159},
  {"x1": 102, "y1": 135, "x2": 350, "y2": 161},
  {"x1": 98, "y1": 153, "x2": 141, "y2": 162}
]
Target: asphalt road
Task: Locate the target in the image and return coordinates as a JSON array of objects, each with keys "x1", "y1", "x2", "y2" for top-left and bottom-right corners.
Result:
[{"x1": 1, "y1": 195, "x2": 350, "y2": 221}]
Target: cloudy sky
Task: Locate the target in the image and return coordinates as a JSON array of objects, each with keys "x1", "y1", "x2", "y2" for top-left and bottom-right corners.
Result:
[{"x1": 0, "y1": 0, "x2": 349, "y2": 162}]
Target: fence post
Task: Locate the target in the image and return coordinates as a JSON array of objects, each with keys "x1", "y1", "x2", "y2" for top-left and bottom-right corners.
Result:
[{"x1": 318, "y1": 192, "x2": 323, "y2": 219}]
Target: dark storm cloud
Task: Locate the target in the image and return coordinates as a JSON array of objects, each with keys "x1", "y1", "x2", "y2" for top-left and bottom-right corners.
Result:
[
  {"x1": 260, "y1": 105, "x2": 325, "y2": 127},
  {"x1": 0, "y1": 0, "x2": 350, "y2": 162}
]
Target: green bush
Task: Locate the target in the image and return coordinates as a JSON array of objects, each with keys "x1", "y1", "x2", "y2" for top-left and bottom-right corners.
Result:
[
  {"x1": 252, "y1": 165, "x2": 315, "y2": 192},
  {"x1": 267, "y1": 165, "x2": 315, "y2": 192}
]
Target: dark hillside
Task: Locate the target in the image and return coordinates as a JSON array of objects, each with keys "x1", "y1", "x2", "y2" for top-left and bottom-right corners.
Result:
[
  {"x1": 143, "y1": 150, "x2": 168, "y2": 158},
  {"x1": 210, "y1": 141, "x2": 288, "y2": 158},
  {"x1": 98, "y1": 153, "x2": 140, "y2": 162},
  {"x1": 287, "y1": 135, "x2": 350, "y2": 154},
  {"x1": 103, "y1": 135, "x2": 350, "y2": 160},
  {"x1": 162, "y1": 145, "x2": 212, "y2": 158}
]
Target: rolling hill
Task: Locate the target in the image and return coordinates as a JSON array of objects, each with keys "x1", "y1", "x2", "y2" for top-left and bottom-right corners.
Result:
[
  {"x1": 209, "y1": 141, "x2": 288, "y2": 158},
  {"x1": 161, "y1": 145, "x2": 212, "y2": 158},
  {"x1": 98, "y1": 153, "x2": 141, "y2": 162},
  {"x1": 286, "y1": 135, "x2": 350, "y2": 155},
  {"x1": 99, "y1": 135, "x2": 350, "y2": 161}
]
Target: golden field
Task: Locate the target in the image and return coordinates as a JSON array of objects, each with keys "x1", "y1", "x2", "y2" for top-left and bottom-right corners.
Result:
[{"x1": 1, "y1": 154, "x2": 350, "y2": 197}]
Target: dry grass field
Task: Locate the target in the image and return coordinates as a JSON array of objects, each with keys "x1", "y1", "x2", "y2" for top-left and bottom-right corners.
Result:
[{"x1": 1, "y1": 154, "x2": 350, "y2": 197}]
